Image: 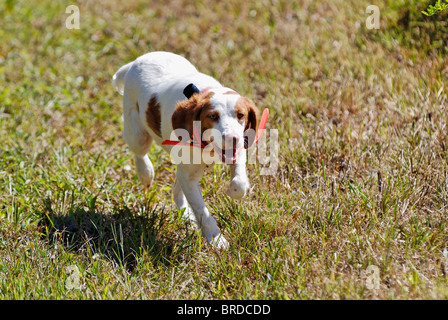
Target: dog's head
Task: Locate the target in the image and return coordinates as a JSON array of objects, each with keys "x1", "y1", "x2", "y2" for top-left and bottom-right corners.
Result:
[{"x1": 172, "y1": 83, "x2": 259, "y2": 163}]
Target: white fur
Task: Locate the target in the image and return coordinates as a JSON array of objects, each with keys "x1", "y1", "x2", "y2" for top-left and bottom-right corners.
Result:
[{"x1": 112, "y1": 51, "x2": 252, "y2": 250}]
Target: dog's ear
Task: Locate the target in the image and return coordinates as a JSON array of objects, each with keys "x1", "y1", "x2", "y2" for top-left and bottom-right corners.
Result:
[
  {"x1": 172, "y1": 100, "x2": 199, "y2": 139},
  {"x1": 183, "y1": 83, "x2": 200, "y2": 99},
  {"x1": 172, "y1": 91, "x2": 213, "y2": 139},
  {"x1": 240, "y1": 97, "x2": 259, "y2": 148},
  {"x1": 172, "y1": 84, "x2": 202, "y2": 138},
  {"x1": 246, "y1": 102, "x2": 259, "y2": 133}
]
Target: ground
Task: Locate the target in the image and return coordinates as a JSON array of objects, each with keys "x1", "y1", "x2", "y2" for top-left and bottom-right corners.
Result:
[{"x1": 1, "y1": 0, "x2": 448, "y2": 299}]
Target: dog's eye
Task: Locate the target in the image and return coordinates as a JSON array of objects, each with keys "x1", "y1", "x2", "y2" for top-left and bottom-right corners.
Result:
[
  {"x1": 209, "y1": 113, "x2": 219, "y2": 120},
  {"x1": 237, "y1": 113, "x2": 244, "y2": 120}
]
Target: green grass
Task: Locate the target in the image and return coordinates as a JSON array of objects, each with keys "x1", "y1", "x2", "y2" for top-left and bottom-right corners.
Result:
[{"x1": 1, "y1": 0, "x2": 448, "y2": 299}]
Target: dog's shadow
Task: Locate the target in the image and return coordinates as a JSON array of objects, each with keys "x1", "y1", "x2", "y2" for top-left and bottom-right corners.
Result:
[{"x1": 38, "y1": 196, "x2": 195, "y2": 270}]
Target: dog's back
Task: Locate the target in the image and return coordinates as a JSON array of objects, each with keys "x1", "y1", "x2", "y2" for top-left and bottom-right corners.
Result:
[
  {"x1": 113, "y1": 52, "x2": 222, "y2": 142},
  {"x1": 113, "y1": 51, "x2": 220, "y2": 108},
  {"x1": 113, "y1": 51, "x2": 196, "y2": 93}
]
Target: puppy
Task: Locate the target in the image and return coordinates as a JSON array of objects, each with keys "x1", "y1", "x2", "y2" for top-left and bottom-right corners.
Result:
[{"x1": 112, "y1": 51, "x2": 259, "y2": 249}]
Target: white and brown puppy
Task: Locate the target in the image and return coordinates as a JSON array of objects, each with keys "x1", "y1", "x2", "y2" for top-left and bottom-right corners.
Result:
[{"x1": 112, "y1": 51, "x2": 259, "y2": 249}]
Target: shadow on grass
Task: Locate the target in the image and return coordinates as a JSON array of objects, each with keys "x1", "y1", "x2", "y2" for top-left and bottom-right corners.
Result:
[{"x1": 36, "y1": 194, "x2": 196, "y2": 271}]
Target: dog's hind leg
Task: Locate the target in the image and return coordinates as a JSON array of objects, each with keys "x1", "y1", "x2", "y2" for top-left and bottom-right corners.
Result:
[
  {"x1": 135, "y1": 153, "x2": 154, "y2": 188},
  {"x1": 122, "y1": 93, "x2": 155, "y2": 187}
]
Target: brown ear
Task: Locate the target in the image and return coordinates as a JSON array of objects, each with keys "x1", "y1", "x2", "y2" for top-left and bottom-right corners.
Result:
[
  {"x1": 240, "y1": 97, "x2": 259, "y2": 148},
  {"x1": 246, "y1": 102, "x2": 259, "y2": 132},
  {"x1": 172, "y1": 100, "x2": 198, "y2": 139},
  {"x1": 171, "y1": 92, "x2": 214, "y2": 139}
]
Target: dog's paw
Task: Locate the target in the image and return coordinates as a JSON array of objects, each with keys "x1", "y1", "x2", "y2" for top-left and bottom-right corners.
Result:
[
  {"x1": 179, "y1": 207, "x2": 199, "y2": 226},
  {"x1": 209, "y1": 233, "x2": 229, "y2": 250},
  {"x1": 226, "y1": 177, "x2": 249, "y2": 200},
  {"x1": 135, "y1": 156, "x2": 154, "y2": 188},
  {"x1": 137, "y1": 170, "x2": 154, "y2": 188},
  {"x1": 201, "y1": 216, "x2": 229, "y2": 250}
]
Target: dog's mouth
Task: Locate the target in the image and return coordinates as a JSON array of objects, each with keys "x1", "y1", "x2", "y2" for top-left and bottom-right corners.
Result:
[{"x1": 209, "y1": 142, "x2": 238, "y2": 164}]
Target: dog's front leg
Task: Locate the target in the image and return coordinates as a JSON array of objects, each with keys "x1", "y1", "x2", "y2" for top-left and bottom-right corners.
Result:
[
  {"x1": 226, "y1": 149, "x2": 250, "y2": 200},
  {"x1": 176, "y1": 164, "x2": 229, "y2": 249}
]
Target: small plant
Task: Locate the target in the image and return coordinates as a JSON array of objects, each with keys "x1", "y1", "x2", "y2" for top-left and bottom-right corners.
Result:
[{"x1": 422, "y1": 0, "x2": 448, "y2": 16}]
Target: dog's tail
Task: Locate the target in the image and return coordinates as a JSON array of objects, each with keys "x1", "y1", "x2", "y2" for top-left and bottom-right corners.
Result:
[{"x1": 112, "y1": 61, "x2": 134, "y2": 95}]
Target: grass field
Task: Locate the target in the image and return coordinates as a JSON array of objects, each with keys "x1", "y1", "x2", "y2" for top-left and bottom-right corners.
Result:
[{"x1": 1, "y1": 0, "x2": 448, "y2": 299}]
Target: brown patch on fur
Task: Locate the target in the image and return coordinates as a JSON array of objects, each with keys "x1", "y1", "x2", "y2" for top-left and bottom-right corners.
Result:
[
  {"x1": 146, "y1": 95, "x2": 162, "y2": 137},
  {"x1": 172, "y1": 92, "x2": 216, "y2": 138},
  {"x1": 136, "y1": 102, "x2": 140, "y2": 113},
  {"x1": 223, "y1": 90, "x2": 239, "y2": 95},
  {"x1": 235, "y1": 96, "x2": 260, "y2": 147}
]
